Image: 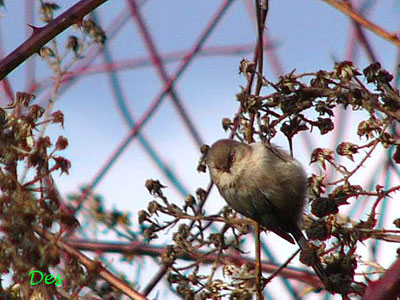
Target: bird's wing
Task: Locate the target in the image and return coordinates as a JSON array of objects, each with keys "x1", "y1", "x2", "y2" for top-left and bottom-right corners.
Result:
[{"x1": 257, "y1": 189, "x2": 296, "y2": 244}]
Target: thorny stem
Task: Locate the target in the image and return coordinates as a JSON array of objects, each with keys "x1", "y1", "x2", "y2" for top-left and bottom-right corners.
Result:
[
  {"x1": 328, "y1": 122, "x2": 390, "y2": 186},
  {"x1": 23, "y1": 165, "x2": 58, "y2": 186},
  {"x1": 353, "y1": 75, "x2": 400, "y2": 122},
  {"x1": 152, "y1": 209, "x2": 254, "y2": 227},
  {"x1": 174, "y1": 248, "x2": 221, "y2": 271},
  {"x1": 321, "y1": 242, "x2": 342, "y2": 256},
  {"x1": 0, "y1": 0, "x2": 110, "y2": 80},
  {"x1": 247, "y1": 0, "x2": 269, "y2": 144},
  {"x1": 367, "y1": 184, "x2": 400, "y2": 225},
  {"x1": 254, "y1": 222, "x2": 263, "y2": 300}
]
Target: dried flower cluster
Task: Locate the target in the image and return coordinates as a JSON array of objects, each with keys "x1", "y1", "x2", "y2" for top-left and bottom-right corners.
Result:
[
  {"x1": 0, "y1": 92, "x2": 83, "y2": 299},
  {"x1": 39, "y1": 1, "x2": 106, "y2": 46},
  {"x1": 139, "y1": 179, "x2": 258, "y2": 299},
  {"x1": 0, "y1": 2, "x2": 110, "y2": 299},
  {"x1": 38, "y1": 1, "x2": 106, "y2": 74}
]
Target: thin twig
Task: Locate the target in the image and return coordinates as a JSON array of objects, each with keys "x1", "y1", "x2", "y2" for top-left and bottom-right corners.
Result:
[
  {"x1": 321, "y1": 0, "x2": 400, "y2": 47},
  {"x1": 262, "y1": 248, "x2": 301, "y2": 288},
  {"x1": 254, "y1": 222, "x2": 263, "y2": 300}
]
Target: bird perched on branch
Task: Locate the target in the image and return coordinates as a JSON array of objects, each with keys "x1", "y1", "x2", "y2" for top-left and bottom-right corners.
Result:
[{"x1": 206, "y1": 139, "x2": 328, "y2": 287}]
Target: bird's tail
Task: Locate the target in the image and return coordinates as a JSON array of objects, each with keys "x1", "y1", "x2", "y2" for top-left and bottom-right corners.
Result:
[{"x1": 291, "y1": 226, "x2": 329, "y2": 289}]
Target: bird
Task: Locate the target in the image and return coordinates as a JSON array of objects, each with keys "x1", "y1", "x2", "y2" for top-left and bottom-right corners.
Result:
[{"x1": 206, "y1": 139, "x2": 328, "y2": 287}]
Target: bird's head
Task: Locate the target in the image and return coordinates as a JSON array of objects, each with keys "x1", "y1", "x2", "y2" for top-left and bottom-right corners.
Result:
[{"x1": 206, "y1": 139, "x2": 251, "y2": 187}]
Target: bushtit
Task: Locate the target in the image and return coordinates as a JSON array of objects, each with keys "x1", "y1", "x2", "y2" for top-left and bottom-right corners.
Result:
[{"x1": 206, "y1": 139, "x2": 327, "y2": 286}]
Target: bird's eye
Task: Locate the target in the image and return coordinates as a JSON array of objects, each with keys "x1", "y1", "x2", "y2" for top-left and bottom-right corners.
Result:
[{"x1": 228, "y1": 153, "x2": 235, "y2": 164}]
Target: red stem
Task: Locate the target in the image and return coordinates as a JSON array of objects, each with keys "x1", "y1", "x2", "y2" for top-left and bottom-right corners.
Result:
[
  {"x1": 362, "y1": 257, "x2": 400, "y2": 300},
  {"x1": 0, "y1": 0, "x2": 109, "y2": 80}
]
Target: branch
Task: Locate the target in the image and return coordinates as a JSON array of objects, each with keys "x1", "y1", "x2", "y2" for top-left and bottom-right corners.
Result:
[
  {"x1": 0, "y1": 0, "x2": 109, "y2": 80},
  {"x1": 66, "y1": 238, "x2": 324, "y2": 289},
  {"x1": 362, "y1": 257, "x2": 400, "y2": 300},
  {"x1": 321, "y1": 0, "x2": 400, "y2": 48},
  {"x1": 34, "y1": 226, "x2": 149, "y2": 300}
]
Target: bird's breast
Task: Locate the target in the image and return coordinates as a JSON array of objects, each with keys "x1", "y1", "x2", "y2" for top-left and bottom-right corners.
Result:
[
  {"x1": 218, "y1": 181, "x2": 258, "y2": 219},
  {"x1": 215, "y1": 172, "x2": 237, "y2": 189}
]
